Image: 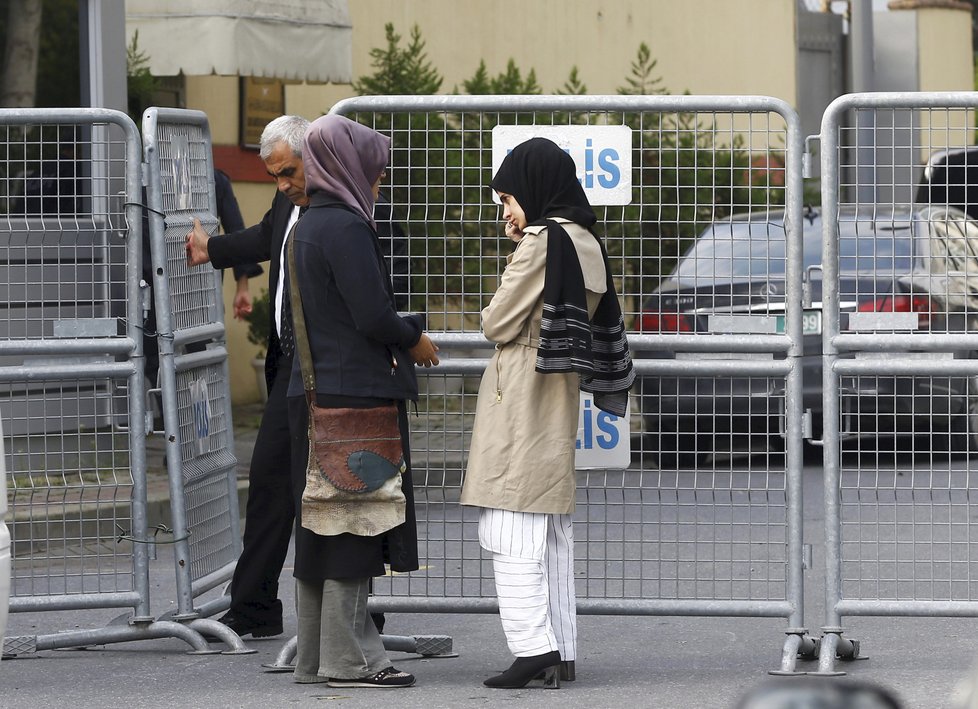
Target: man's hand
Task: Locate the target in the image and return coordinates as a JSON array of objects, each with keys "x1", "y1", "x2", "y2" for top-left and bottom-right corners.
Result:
[
  {"x1": 233, "y1": 276, "x2": 253, "y2": 320},
  {"x1": 409, "y1": 333, "x2": 440, "y2": 367},
  {"x1": 185, "y1": 218, "x2": 212, "y2": 266}
]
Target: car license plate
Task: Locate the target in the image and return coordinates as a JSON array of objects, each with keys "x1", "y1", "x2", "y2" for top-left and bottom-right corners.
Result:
[{"x1": 776, "y1": 311, "x2": 822, "y2": 335}]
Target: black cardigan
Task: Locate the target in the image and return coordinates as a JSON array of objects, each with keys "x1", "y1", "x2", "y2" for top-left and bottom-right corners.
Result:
[{"x1": 285, "y1": 197, "x2": 423, "y2": 402}]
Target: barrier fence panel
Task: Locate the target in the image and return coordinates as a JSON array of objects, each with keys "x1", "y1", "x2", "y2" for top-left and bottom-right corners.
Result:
[
  {"x1": 817, "y1": 92, "x2": 978, "y2": 675},
  {"x1": 330, "y1": 95, "x2": 811, "y2": 672},
  {"x1": 0, "y1": 108, "x2": 201, "y2": 654},
  {"x1": 141, "y1": 108, "x2": 245, "y2": 648}
]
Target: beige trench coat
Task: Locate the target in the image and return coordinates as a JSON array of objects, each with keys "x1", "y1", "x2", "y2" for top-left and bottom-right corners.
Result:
[{"x1": 460, "y1": 219, "x2": 608, "y2": 515}]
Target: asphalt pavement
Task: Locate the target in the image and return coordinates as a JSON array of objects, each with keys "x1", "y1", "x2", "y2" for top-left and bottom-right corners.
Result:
[{"x1": 4, "y1": 410, "x2": 978, "y2": 708}]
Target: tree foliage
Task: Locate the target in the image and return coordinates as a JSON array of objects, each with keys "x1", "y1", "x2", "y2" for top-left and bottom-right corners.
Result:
[
  {"x1": 126, "y1": 30, "x2": 158, "y2": 122},
  {"x1": 353, "y1": 23, "x2": 443, "y2": 96},
  {"x1": 556, "y1": 67, "x2": 588, "y2": 96},
  {"x1": 463, "y1": 59, "x2": 540, "y2": 95},
  {"x1": 618, "y1": 42, "x2": 665, "y2": 97}
]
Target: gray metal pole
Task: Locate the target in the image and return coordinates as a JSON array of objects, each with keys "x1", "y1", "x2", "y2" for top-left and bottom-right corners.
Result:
[
  {"x1": 79, "y1": 1, "x2": 128, "y2": 222},
  {"x1": 78, "y1": 0, "x2": 128, "y2": 112},
  {"x1": 849, "y1": 0, "x2": 877, "y2": 205}
]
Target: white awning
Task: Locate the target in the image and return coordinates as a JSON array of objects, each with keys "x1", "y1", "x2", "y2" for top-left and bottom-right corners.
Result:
[{"x1": 125, "y1": 0, "x2": 352, "y2": 83}]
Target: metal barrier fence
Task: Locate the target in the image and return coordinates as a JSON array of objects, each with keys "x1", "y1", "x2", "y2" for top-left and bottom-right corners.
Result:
[
  {"x1": 330, "y1": 95, "x2": 812, "y2": 673},
  {"x1": 140, "y1": 108, "x2": 245, "y2": 646},
  {"x1": 816, "y1": 92, "x2": 978, "y2": 675},
  {"x1": 10, "y1": 93, "x2": 976, "y2": 673},
  {"x1": 0, "y1": 108, "x2": 208, "y2": 654}
]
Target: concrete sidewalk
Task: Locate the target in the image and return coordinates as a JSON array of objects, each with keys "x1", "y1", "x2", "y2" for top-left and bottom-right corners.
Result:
[{"x1": 4, "y1": 407, "x2": 978, "y2": 707}]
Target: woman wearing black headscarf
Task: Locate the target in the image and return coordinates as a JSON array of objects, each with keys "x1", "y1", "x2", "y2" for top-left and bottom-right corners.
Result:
[
  {"x1": 461, "y1": 138, "x2": 634, "y2": 689},
  {"x1": 286, "y1": 114, "x2": 439, "y2": 688}
]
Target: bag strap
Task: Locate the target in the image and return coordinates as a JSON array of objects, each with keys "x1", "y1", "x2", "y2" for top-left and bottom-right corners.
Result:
[{"x1": 285, "y1": 223, "x2": 317, "y2": 406}]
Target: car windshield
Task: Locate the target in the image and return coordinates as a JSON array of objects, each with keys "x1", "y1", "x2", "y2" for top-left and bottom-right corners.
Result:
[{"x1": 672, "y1": 215, "x2": 915, "y2": 282}]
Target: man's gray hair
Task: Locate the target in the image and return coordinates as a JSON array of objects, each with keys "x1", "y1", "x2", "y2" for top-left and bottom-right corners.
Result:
[{"x1": 259, "y1": 115, "x2": 310, "y2": 160}]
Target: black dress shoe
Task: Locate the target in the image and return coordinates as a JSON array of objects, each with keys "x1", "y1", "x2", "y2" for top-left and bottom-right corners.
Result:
[
  {"x1": 201, "y1": 612, "x2": 283, "y2": 641},
  {"x1": 484, "y1": 651, "x2": 561, "y2": 689}
]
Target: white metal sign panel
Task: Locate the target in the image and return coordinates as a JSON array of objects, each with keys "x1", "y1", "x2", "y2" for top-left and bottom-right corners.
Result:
[
  {"x1": 492, "y1": 125, "x2": 633, "y2": 205},
  {"x1": 575, "y1": 392, "x2": 631, "y2": 470}
]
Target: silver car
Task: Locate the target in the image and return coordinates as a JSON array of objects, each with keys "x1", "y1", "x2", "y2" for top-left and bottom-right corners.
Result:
[{"x1": 637, "y1": 205, "x2": 978, "y2": 465}]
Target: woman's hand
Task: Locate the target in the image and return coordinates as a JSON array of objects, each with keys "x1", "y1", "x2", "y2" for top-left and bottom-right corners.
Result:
[
  {"x1": 504, "y1": 221, "x2": 524, "y2": 243},
  {"x1": 409, "y1": 333, "x2": 440, "y2": 367}
]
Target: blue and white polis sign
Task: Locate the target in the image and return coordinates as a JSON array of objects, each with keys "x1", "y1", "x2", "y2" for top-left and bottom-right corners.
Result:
[
  {"x1": 574, "y1": 393, "x2": 631, "y2": 470},
  {"x1": 491, "y1": 125, "x2": 633, "y2": 205}
]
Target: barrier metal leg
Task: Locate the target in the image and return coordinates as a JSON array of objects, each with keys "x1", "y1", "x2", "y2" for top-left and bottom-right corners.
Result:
[
  {"x1": 808, "y1": 627, "x2": 864, "y2": 676},
  {"x1": 769, "y1": 628, "x2": 819, "y2": 676},
  {"x1": 262, "y1": 635, "x2": 298, "y2": 671},
  {"x1": 187, "y1": 618, "x2": 256, "y2": 655},
  {"x1": 2, "y1": 620, "x2": 223, "y2": 657},
  {"x1": 262, "y1": 633, "x2": 456, "y2": 672},
  {"x1": 193, "y1": 592, "x2": 232, "y2": 620},
  {"x1": 382, "y1": 633, "x2": 457, "y2": 658}
]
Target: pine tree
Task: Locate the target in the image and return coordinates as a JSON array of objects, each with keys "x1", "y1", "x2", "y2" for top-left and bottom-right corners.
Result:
[
  {"x1": 617, "y1": 42, "x2": 665, "y2": 96},
  {"x1": 462, "y1": 59, "x2": 540, "y2": 95},
  {"x1": 461, "y1": 61, "x2": 492, "y2": 95},
  {"x1": 127, "y1": 30, "x2": 158, "y2": 122},
  {"x1": 353, "y1": 23, "x2": 443, "y2": 96},
  {"x1": 556, "y1": 66, "x2": 588, "y2": 95}
]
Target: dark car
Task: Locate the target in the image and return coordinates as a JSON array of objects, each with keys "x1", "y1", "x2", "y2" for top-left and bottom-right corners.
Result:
[
  {"x1": 636, "y1": 204, "x2": 978, "y2": 466},
  {"x1": 916, "y1": 146, "x2": 978, "y2": 221}
]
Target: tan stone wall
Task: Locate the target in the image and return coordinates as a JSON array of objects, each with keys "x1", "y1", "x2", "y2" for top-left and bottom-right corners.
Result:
[
  {"x1": 911, "y1": 6, "x2": 975, "y2": 159},
  {"x1": 916, "y1": 7, "x2": 973, "y2": 92},
  {"x1": 344, "y1": 0, "x2": 798, "y2": 102},
  {"x1": 185, "y1": 75, "x2": 239, "y2": 144}
]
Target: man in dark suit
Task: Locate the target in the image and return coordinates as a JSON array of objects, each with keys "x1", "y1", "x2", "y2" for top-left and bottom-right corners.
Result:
[{"x1": 185, "y1": 115, "x2": 311, "y2": 639}]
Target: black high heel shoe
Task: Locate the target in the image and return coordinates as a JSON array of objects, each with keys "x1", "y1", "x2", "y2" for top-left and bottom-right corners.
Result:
[
  {"x1": 536, "y1": 660, "x2": 575, "y2": 682},
  {"x1": 484, "y1": 651, "x2": 561, "y2": 689}
]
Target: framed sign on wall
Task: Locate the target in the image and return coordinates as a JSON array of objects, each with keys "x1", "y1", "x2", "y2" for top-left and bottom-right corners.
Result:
[{"x1": 240, "y1": 77, "x2": 285, "y2": 149}]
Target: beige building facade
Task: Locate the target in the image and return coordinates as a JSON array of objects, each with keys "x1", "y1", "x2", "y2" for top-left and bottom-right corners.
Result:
[{"x1": 141, "y1": 0, "x2": 974, "y2": 403}]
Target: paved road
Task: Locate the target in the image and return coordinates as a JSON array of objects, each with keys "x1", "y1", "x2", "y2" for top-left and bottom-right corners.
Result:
[{"x1": 5, "y1": 422, "x2": 978, "y2": 707}]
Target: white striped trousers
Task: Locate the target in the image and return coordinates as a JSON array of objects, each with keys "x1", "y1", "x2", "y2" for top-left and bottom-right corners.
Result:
[{"x1": 478, "y1": 508, "x2": 577, "y2": 660}]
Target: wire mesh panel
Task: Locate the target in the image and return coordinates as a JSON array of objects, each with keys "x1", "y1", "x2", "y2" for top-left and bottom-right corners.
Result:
[
  {"x1": 333, "y1": 96, "x2": 806, "y2": 662},
  {"x1": 175, "y1": 360, "x2": 238, "y2": 583},
  {"x1": 818, "y1": 92, "x2": 978, "y2": 674},
  {"x1": 148, "y1": 118, "x2": 221, "y2": 333},
  {"x1": 0, "y1": 109, "x2": 150, "y2": 648},
  {"x1": 142, "y1": 108, "x2": 239, "y2": 610}
]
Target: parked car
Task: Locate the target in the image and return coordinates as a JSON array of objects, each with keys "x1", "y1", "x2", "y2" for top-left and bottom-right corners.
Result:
[
  {"x1": 1, "y1": 416, "x2": 10, "y2": 642},
  {"x1": 916, "y1": 145, "x2": 978, "y2": 221},
  {"x1": 636, "y1": 204, "x2": 978, "y2": 466}
]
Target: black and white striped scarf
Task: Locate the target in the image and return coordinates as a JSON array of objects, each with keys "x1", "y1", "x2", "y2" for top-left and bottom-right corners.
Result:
[{"x1": 536, "y1": 220, "x2": 635, "y2": 417}]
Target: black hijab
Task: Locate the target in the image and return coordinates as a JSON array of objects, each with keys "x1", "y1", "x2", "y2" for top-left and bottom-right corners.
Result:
[
  {"x1": 490, "y1": 137, "x2": 597, "y2": 228},
  {"x1": 490, "y1": 137, "x2": 634, "y2": 416}
]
